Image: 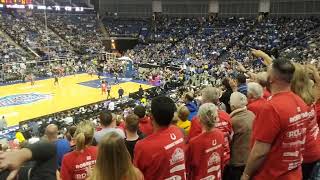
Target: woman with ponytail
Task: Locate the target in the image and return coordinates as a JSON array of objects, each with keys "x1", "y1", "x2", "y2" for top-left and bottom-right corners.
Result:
[{"x1": 60, "y1": 121, "x2": 97, "y2": 180}]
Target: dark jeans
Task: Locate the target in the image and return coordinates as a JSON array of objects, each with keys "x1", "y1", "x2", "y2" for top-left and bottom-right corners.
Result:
[
  {"x1": 223, "y1": 165, "x2": 245, "y2": 180},
  {"x1": 303, "y1": 161, "x2": 320, "y2": 180}
]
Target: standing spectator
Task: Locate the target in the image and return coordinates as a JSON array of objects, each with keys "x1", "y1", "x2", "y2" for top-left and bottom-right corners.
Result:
[
  {"x1": 65, "y1": 125, "x2": 77, "y2": 151},
  {"x1": 242, "y1": 59, "x2": 309, "y2": 180},
  {"x1": 118, "y1": 87, "x2": 124, "y2": 98},
  {"x1": 177, "y1": 105, "x2": 191, "y2": 135},
  {"x1": 220, "y1": 78, "x2": 233, "y2": 114},
  {"x1": 256, "y1": 72, "x2": 271, "y2": 99},
  {"x1": 186, "y1": 103, "x2": 228, "y2": 180},
  {"x1": 184, "y1": 93, "x2": 198, "y2": 120},
  {"x1": 291, "y1": 63, "x2": 320, "y2": 180},
  {"x1": 236, "y1": 73, "x2": 248, "y2": 96},
  {"x1": 89, "y1": 132, "x2": 144, "y2": 180},
  {"x1": 247, "y1": 82, "x2": 267, "y2": 116},
  {"x1": 189, "y1": 87, "x2": 232, "y2": 164},
  {"x1": 134, "y1": 96, "x2": 186, "y2": 180},
  {"x1": 124, "y1": 114, "x2": 143, "y2": 160},
  {"x1": 93, "y1": 111, "x2": 125, "y2": 145},
  {"x1": 61, "y1": 121, "x2": 97, "y2": 180},
  {"x1": 134, "y1": 105, "x2": 153, "y2": 136},
  {"x1": 45, "y1": 124, "x2": 71, "y2": 168},
  {"x1": 228, "y1": 92, "x2": 255, "y2": 180},
  {"x1": 0, "y1": 116, "x2": 7, "y2": 130}
]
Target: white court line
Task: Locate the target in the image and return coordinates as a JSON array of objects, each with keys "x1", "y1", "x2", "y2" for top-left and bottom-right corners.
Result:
[{"x1": 19, "y1": 84, "x2": 44, "y2": 90}]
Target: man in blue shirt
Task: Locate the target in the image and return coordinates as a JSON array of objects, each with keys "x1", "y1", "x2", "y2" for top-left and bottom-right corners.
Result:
[{"x1": 236, "y1": 73, "x2": 248, "y2": 96}]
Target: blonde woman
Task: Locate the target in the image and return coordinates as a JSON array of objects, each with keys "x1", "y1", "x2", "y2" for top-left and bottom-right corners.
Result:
[
  {"x1": 90, "y1": 132, "x2": 144, "y2": 180},
  {"x1": 186, "y1": 103, "x2": 229, "y2": 180},
  {"x1": 291, "y1": 63, "x2": 320, "y2": 180},
  {"x1": 60, "y1": 121, "x2": 97, "y2": 180}
]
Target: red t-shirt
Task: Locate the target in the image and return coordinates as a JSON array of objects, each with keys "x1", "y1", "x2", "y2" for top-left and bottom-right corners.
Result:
[
  {"x1": 138, "y1": 116, "x2": 154, "y2": 136},
  {"x1": 303, "y1": 105, "x2": 320, "y2": 163},
  {"x1": 316, "y1": 101, "x2": 320, "y2": 126},
  {"x1": 188, "y1": 111, "x2": 232, "y2": 163},
  {"x1": 251, "y1": 91, "x2": 309, "y2": 180},
  {"x1": 101, "y1": 83, "x2": 106, "y2": 91},
  {"x1": 248, "y1": 98, "x2": 267, "y2": 116},
  {"x1": 263, "y1": 89, "x2": 271, "y2": 99},
  {"x1": 186, "y1": 129, "x2": 227, "y2": 180},
  {"x1": 134, "y1": 125, "x2": 186, "y2": 180},
  {"x1": 61, "y1": 146, "x2": 97, "y2": 180}
]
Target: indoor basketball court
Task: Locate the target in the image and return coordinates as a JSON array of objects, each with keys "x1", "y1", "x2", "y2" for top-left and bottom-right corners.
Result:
[{"x1": 0, "y1": 73, "x2": 153, "y2": 127}]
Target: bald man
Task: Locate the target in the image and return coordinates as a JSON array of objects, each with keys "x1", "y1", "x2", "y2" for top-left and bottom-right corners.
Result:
[
  {"x1": 45, "y1": 124, "x2": 59, "y2": 142},
  {"x1": 45, "y1": 124, "x2": 71, "y2": 168}
]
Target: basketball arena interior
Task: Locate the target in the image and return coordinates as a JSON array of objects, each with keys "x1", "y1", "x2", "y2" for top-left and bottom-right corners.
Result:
[{"x1": 0, "y1": 0, "x2": 320, "y2": 180}]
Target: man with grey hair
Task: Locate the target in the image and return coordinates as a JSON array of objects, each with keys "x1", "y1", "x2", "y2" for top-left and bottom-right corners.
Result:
[
  {"x1": 188, "y1": 86, "x2": 233, "y2": 169},
  {"x1": 228, "y1": 92, "x2": 255, "y2": 180},
  {"x1": 247, "y1": 82, "x2": 267, "y2": 116},
  {"x1": 255, "y1": 72, "x2": 271, "y2": 99}
]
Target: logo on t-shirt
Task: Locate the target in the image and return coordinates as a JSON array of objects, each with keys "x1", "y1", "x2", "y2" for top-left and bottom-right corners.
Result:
[
  {"x1": 208, "y1": 152, "x2": 221, "y2": 167},
  {"x1": 170, "y1": 148, "x2": 185, "y2": 165},
  {"x1": 0, "y1": 93, "x2": 52, "y2": 107}
]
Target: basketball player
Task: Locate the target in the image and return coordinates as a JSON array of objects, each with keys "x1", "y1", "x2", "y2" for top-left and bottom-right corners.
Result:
[
  {"x1": 54, "y1": 73, "x2": 59, "y2": 86},
  {"x1": 114, "y1": 72, "x2": 119, "y2": 84},
  {"x1": 107, "y1": 83, "x2": 111, "y2": 99},
  {"x1": 28, "y1": 73, "x2": 35, "y2": 86},
  {"x1": 101, "y1": 80, "x2": 107, "y2": 95}
]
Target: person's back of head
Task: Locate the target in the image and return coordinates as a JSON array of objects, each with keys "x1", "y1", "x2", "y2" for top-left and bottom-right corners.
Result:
[
  {"x1": 271, "y1": 58, "x2": 295, "y2": 84},
  {"x1": 45, "y1": 124, "x2": 58, "y2": 142},
  {"x1": 230, "y1": 92, "x2": 248, "y2": 111},
  {"x1": 256, "y1": 72, "x2": 268, "y2": 88},
  {"x1": 99, "y1": 111, "x2": 113, "y2": 127},
  {"x1": 151, "y1": 96, "x2": 176, "y2": 127},
  {"x1": 184, "y1": 93, "x2": 194, "y2": 102},
  {"x1": 92, "y1": 132, "x2": 138, "y2": 180},
  {"x1": 247, "y1": 82, "x2": 264, "y2": 100},
  {"x1": 236, "y1": 73, "x2": 247, "y2": 85},
  {"x1": 178, "y1": 106, "x2": 190, "y2": 122},
  {"x1": 222, "y1": 78, "x2": 232, "y2": 90},
  {"x1": 201, "y1": 86, "x2": 221, "y2": 104},
  {"x1": 65, "y1": 125, "x2": 77, "y2": 142},
  {"x1": 74, "y1": 120, "x2": 94, "y2": 151},
  {"x1": 133, "y1": 105, "x2": 146, "y2": 119},
  {"x1": 197, "y1": 103, "x2": 218, "y2": 131},
  {"x1": 125, "y1": 114, "x2": 139, "y2": 133}
]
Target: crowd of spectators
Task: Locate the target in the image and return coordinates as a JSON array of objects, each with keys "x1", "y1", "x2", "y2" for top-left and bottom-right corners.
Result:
[{"x1": 0, "y1": 12, "x2": 320, "y2": 180}]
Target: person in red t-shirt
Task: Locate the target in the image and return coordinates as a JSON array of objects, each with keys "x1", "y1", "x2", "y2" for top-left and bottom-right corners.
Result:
[
  {"x1": 186, "y1": 103, "x2": 228, "y2": 180},
  {"x1": 188, "y1": 87, "x2": 232, "y2": 164},
  {"x1": 61, "y1": 121, "x2": 98, "y2": 180},
  {"x1": 247, "y1": 82, "x2": 267, "y2": 116},
  {"x1": 134, "y1": 105, "x2": 153, "y2": 136},
  {"x1": 291, "y1": 63, "x2": 320, "y2": 180},
  {"x1": 242, "y1": 59, "x2": 309, "y2": 180},
  {"x1": 134, "y1": 96, "x2": 186, "y2": 180}
]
